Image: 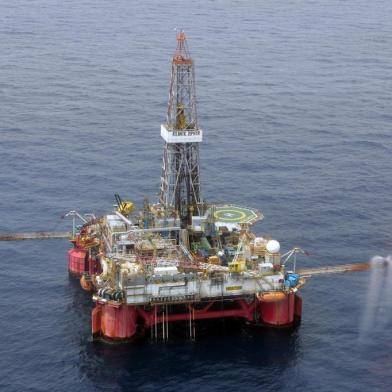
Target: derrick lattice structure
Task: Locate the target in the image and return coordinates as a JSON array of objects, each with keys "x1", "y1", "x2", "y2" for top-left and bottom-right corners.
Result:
[{"x1": 159, "y1": 32, "x2": 203, "y2": 226}]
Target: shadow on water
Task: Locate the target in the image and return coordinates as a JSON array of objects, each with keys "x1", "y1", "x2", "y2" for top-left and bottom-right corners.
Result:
[
  {"x1": 77, "y1": 318, "x2": 302, "y2": 390},
  {"x1": 63, "y1": 274, "x2": 95, "y2": 342},
  {"x1": 67, "y1": 274, "x2": 93, "y2": 311}
]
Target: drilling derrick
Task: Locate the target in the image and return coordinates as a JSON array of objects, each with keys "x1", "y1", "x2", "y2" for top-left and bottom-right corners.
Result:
[{"x1": 159, "y1": 32, "x2": 203, "y2": 226}]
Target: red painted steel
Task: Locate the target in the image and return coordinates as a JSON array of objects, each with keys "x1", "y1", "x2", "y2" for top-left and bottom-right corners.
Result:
[
  {"x1": 92, "y1": 295, "x2": 299, "y2": 340},
  {"x1": 68, "y1": 247, "x2": 87, "y2": 275},
  {"x1": 92, "y1": 305, "x2": 102, "y2": 336},
  {"x1": 259, "y1": 292, "x2": 295, "y2": 326},
  {"x1": 93, "y1": 304, "x2": 137, "y2": 340},
  {"x1": 137, "y1": 300, "x2": 256, "y2": 328}
]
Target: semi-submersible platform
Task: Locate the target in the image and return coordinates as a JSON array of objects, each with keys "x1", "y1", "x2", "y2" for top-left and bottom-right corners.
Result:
[{"x1": 67, "y1": 32, "x2": 306, "y2": 341}]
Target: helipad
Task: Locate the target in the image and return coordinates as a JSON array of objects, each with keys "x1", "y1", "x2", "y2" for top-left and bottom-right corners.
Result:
[{"x1": 212, "y1": 204, "x2": 262, "y2": 226}]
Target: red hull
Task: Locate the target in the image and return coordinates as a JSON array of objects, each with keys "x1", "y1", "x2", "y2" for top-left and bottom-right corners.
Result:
[
  {"x1": 259, "y1": 292, "x2": 296, "y2": 327},
  {"x1": 93, "y1": 304, "x2": 137, "y2": 340},
  {"x1": 92, "y1": 294, "x2": 303, "y2": 341}
]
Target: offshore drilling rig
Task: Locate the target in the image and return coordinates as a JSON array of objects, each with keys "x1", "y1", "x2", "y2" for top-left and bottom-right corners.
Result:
[{"x1": 65, "y1": 32, "x2": 306, "y2": 341}]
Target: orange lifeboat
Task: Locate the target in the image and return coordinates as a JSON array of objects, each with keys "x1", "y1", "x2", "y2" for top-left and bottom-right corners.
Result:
[
  {"x1": 259, "y1": 291, "x2": 287, "y2": 303},
  {"x1": 80, "y1": 274, "x2": 93, "y2": 291}
]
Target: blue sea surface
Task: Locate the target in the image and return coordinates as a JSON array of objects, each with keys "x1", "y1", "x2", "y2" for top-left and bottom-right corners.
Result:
[{"x1": 1, "y1": 0, "x2": 392, "y2": 391}]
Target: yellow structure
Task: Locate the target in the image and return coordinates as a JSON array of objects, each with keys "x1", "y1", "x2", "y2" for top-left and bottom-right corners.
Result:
[
  {"x1": 208, "y1": 256, "x2": 220, "y2": 265},
  {"x1": 176, "y1": 104, "x2": 187, "y2": 129},
  {"x1": 228, "y1": 256, "x2": 246, "y2": 272},
  {"x1": 117, "y1": 201, "x2": 134, "y2": 216}
]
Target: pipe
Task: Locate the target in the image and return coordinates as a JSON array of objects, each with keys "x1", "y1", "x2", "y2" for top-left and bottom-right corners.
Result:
[
  {"x1": 298, "y1": 262, "x2": 371, "y2": 276},
  {"x1": 0, "y1": 231, "x2": 71, "y2": 241},
  {"x1": 115, "y1": 211, "x2": 133, "y2": 226}
]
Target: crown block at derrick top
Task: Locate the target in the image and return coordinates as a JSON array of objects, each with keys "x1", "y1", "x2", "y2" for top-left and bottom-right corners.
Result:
[{"x1": 160, "y1": 124, "x2": 203, "y2": 143}]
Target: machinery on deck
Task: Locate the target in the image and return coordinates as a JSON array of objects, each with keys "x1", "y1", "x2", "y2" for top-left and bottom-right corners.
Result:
[{"x1": 67, "y1": 32, "x2": 305, "y2": 341}]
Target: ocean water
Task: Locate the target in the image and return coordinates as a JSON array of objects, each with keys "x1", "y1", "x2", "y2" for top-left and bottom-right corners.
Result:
[{"x1": 1, "y1": 0, "x2": 392, "y2": 390}]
